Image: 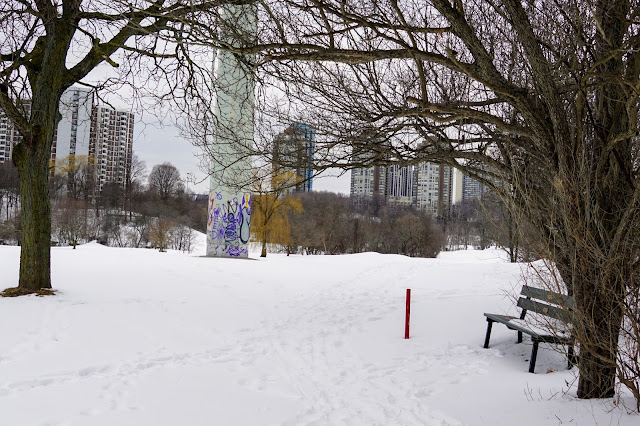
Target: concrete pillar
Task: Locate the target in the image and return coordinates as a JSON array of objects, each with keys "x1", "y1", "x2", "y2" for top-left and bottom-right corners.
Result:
[{"x1": 206, "y1": 4, "x2": 256, "y2": 258}]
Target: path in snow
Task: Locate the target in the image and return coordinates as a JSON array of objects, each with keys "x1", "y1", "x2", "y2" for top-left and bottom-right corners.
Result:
[{"x1": 0, "y1": 244, "x2": 636, "y2": 425}]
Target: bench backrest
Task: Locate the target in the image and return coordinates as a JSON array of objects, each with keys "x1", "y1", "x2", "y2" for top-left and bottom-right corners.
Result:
[{"x1": 517, "y1": 285, "x2": 574, "y2": 324}]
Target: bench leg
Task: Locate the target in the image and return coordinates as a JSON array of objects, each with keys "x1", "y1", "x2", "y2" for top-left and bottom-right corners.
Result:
[
  {"x1": 529, "y1": 340, "x2": 539, "y2": 373},
  {"x1": 483, "y1": 319, "x2": 493, "y2": 349},
  {"x1": 517, "y1": 331, "x2": 522, "y2": 344}
]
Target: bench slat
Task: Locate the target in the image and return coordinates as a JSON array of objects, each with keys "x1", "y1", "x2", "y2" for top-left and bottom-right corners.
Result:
[
  {"x1": 521, "y1": 285, "x2": 574, "y2": 308},
  {"x1": 484, "y1": 314, "x2": 572, "y2": 342},
  {"x1": 484, "y1": 313, "x2": 517, "y2": 324},
  {"x1": 517, "y1": 297, "x2": 572, "y2": 323}
]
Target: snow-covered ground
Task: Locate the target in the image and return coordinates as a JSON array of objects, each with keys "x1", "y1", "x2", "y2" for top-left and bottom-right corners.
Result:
[{"x1": 0, "y1": 238, "x2": 637, "y2": 425}]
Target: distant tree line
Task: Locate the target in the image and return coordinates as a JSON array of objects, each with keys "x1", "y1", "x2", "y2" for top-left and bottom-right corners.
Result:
[
  {"x1": 2, "y1": 155, "x2": 530, "y2": 260},
  {"x1": 0, "y1": 157, "x2": 206, "y2": 252},
  {"x1": 255, "y1": 191, "x2": 445, "y2": 258},
  {"x1": 443, "y1": 192, "x2": 540, "y2": 263}
]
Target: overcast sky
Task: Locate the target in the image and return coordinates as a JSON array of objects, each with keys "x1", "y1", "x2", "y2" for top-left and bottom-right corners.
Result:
[{"x1": 132, "y1": 116, "x2": 351, "y2": 196}]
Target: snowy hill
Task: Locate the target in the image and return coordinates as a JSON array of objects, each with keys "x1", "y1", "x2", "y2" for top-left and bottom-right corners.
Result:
[{"x1": 0, "y1": 243, "x2": 636, "y2": 425}]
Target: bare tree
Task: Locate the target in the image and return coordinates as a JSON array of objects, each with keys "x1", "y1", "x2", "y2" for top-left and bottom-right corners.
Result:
[
  {"x1": 149, "y1": 217, "x2": 174, "y2": 252},
  {"x1": 220, "y1": 0, "x2": 640, "y2": 399},
  {"x1": 53, "y1": 155, "x2": 94, "y2": 201},
  {"x1": 169, "y1": 223, "x2": 196, "y2": 252},
  {"x1": 148, "y1": 162, "x2": 184, "y2": 202},
  {"x1": 125, "y1": 154, "x2": 147, "y2": 219},
  {"x1": 52, "y1": 198, "x2": 86, "y2": 248},
  {"x1": 3, "y1": 0, "x2": 638, "y2": 400},
  {"x1": 0, "y1": 0, "x2": 251, "y2": 294},
  {"x1": 99, "y1": 182, "x2": 124, "y2": 210}
]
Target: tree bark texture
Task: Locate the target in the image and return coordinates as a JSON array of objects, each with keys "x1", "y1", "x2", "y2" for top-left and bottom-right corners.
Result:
[
  {"x1": 13, "y1": 135, "x2": 54, "y2": 291},
  {"x1": 575, "y1": 281, "x2": 623, "y2": 398}
]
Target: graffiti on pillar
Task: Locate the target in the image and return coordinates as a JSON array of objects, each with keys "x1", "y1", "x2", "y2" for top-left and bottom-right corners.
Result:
[
  {"x1": 239, "y1": 193, "x2": 251, "y2": 244},
  {"x1": 207, "y1": 191, "x2": 251, "y2": 257}
]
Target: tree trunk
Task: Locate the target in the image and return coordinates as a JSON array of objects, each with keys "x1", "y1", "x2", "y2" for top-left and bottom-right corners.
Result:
[
  {"x1": 575, "y1": 276, "x2": 624, "y2": 398},
  {"x1": 507, "y1": 210, "x2": 518, "y2": 263},
  {"x1": 555, "y1": 153, "x2": 630, "y2": 399},
  {"x1": 261, "y1": 226, "x2": 267, "y2": 257},
  {"x1": 12, "y1": 140, "x2": 52, "y2": 291},
  {"x1": 573, "y1": 0, "x2": 633, "y2": 397}
]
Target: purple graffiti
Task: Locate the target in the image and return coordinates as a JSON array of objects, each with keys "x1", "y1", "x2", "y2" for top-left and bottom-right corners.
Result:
[
  {"x1": 224, "y1": 245, "x2": 248, "y2": 257},
  {"x1": 207, "y1": 192, "x2": 252, "y2": 257},
  {"x1": 239, "y1": 193, "x2": 251, "y2": 244}
]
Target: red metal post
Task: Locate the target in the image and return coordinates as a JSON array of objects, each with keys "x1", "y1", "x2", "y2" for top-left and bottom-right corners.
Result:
[{"x1": 405, "y1": 288, "x2": 411, "y2": 339}]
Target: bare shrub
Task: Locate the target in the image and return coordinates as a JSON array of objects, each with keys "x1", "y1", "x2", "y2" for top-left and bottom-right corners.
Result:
[
  {"x1": 149, "y1": 217, "x2": 174, "y2": 253},
  {"x1": 170, "y1": 224, "x2": 196, "y2": 253}
]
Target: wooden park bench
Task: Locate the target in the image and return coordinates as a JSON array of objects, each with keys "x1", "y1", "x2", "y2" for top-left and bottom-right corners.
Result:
[{"x1": 483, "y1": 285, "x2": 577, "y2": 373}]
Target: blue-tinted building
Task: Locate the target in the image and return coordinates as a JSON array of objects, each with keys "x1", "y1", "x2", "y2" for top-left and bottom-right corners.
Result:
[{"x1": 272, "y1": 123, "x2": 315, "y2": 192}]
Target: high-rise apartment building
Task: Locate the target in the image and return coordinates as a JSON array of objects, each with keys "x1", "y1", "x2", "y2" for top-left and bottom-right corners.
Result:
[
  {"x1": 349, "y1": 146, "x2": 387, "y2": 208},
  {"x1": 0, "y1": 92, "x2": 134, "y2": 194},
  {"x1": 386, "y1": 164, "x2": 414, "y2": 207},
  {"x1": 437, "y1": 165, "x2": 454, "y2": 217},
  {"x1": 0, "y1": 101, "x2": 31, "y2": 163},
  {"x1": 452, "y1": 168, "x2": 463, "y2": 205},
  {"x1": 2, "y1": 87, "x2": 94, "y2": 167},
  {"x1": 0, "y1": 109, "x2": 18, "y2": 163},
  {"x1": 89, "y1": 105, "x2": 135, "y2": 192},
  {"x1": 350, "y1": 165, "x2": 386, "y2": 197},
  {"x1": 461, "y1": 174, "x2": 486, "y2": 201},
  {"x1": 351, "y1": 160, "x2": 454, "y2": 217},
  {"x1": 413, "y1": 162, "x2": 454, "y2": 217},
  {"x1": 51, "y1": 87, "x2": 94, "y2": 165},
  {"x1": 0, "y1": 91, "x2": 135, "y2": 194},
  {"x1": 272, "y1": 123, "x2": 315, "y2": 193}
]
